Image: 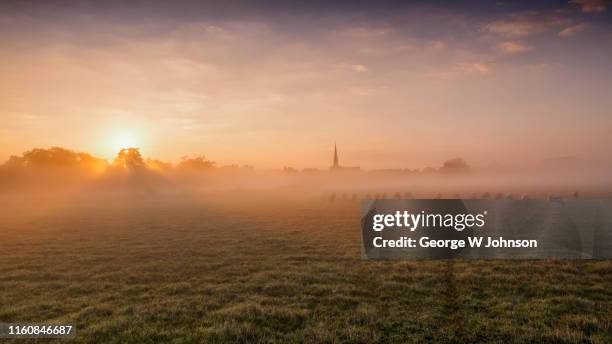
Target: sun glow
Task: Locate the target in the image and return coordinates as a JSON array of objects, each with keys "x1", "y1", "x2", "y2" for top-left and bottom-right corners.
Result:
[{"x1": 111, "y1": 132, "x2": 140, "y2": 153}]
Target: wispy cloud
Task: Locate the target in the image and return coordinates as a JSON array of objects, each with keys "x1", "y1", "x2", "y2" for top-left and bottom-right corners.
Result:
[
  {"x1": 497, "y1": 41, "x2": 533, "y2": 54},
  {"x1": 485, "y1": 0, "x2": 604, "y2": 40},
  {"x1": 427, "y1": 61, "x2": 493, "y2": 80},
  {"x1": 484, "y1": 11, "x2": 570, "y2": 37},
  {"x1": 559, "y1": 23, "x2": 589, "y2": 37},
  {"x1": 337, "y1": 63, "x2": 368, "y2": 72},
  {"x1": 351, "y1": 64, "x2": 368, "y2": 72},
  {"x1": 453, "y1": 62, "x2": 493, "y2": 75},
  {"x1": 570, "y1": 0, "x2": 608, "y2": 13},
  {"x1": 426, "y1": 41, "x2": 446, "y2": 51},
  {"x1": 455, "y1": 62, "x2": 492, "y2": 74},
  {"x1": 338, "y1": 26, "x2": 394, "y2": 38}
]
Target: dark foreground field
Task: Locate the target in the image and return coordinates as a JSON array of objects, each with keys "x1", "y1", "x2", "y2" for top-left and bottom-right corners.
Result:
[{"x1": 1, "y1": 194, "x2": 611, "y2": 343}]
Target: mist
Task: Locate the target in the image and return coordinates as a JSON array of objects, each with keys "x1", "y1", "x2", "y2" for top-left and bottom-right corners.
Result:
[{"x1": 2, "y1": 147, "x2": 611, "y2": 207}]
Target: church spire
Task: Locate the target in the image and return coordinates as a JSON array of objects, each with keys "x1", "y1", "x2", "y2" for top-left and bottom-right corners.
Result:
[{"x1": 333, "y1": 143, "x2": 339, "y2": 168}]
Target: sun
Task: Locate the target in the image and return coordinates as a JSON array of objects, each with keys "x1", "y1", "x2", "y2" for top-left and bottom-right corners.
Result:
[{"x1": 111, "y1": 131, "x2": 140, "y2": 153}]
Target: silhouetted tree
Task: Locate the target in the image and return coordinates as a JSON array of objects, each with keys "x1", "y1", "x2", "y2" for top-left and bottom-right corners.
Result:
[
  {"x1": 113, "y1": 148, "x2": 146, "y2": 171},
  {"x1": 439, "y1": 157, "x2": 470, "y2": 173},
  {"x1": 0, "y1": 147, "x2": 108, "y2": 191},
  {"x1": 2, "y1": 147, "x2": 107, "y2": 172},
  {"x1": 104, "y1": 148, "x2": 167, "y2": 191},
  {"x1": 177, "y1": 155, "x2": 216, "y2": 171}
]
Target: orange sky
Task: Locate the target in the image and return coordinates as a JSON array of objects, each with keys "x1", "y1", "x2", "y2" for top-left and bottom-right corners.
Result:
[{"x1": 1, "y1": 1, "x2": 611, "y2": 169}]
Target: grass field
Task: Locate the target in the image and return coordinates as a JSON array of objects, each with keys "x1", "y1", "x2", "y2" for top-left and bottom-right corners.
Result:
[{"x1": 1, "y1": 194, "x2": 611, "y2": 343}]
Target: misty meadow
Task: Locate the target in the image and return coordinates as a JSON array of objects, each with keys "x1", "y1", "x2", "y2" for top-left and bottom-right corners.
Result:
[
  {"x1": 1, "y1": 146, "x2": 611, "y2": 343},
  {"x1": 2, "y1": 0, "x2": 612, "y2": 342}
]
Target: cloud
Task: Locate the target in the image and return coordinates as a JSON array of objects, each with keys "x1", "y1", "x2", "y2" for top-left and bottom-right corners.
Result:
[
  {"x1": 427, "y1": 41, "x2": 446, "y2": 51},
  {"x1": 339, "y1": 27, "x2": 393, "y2": 38},
  {"x1": 338, "y1": 63, "x2": 368, "y2": 72},
  {"x1": 497, "y1": 41, "x2": 533, "y2": 54},
  {"x1": 558, "y1": 23, "x2": 589, "y2": 37},
  {"x1": 485, "y1": 0, "x2": 605, "y2": 39},
  {"x1": 347, "y1": 86, "x2": 386, "y2": 96},
  {"x1": 484, "y1": 11, "x2": 570, "y2": 37},
  {"x1": 570, "y1": 0, "x2": 607, "y2": 13},
  {"x1": 351, "y1": 64, "x2": 368, "y2": 72},
  {"x1": 455, "y1": 62, "x2": 492, "y2": 74}
]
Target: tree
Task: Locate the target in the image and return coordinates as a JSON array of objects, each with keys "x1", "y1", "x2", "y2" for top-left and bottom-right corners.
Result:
[
  {"x1": 177, "y1": 155, "x2": 215, "y2": 171},
  {"x1": 113, "y1": 148, "x2": 146, "y2": 171},
  {"x1": 439, "y1": 157, "x2": 470, "y2": 173},
  {"x1": 2, "y1": 147, "x2": 107, "y2": 172}
]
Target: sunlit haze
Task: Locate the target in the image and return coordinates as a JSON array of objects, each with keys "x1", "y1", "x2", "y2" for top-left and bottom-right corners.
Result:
[
  {"x1": 1, "y1": 0, "x2": 611, "y2": 169},
  {"x1": 2, "y1": 3, "x2": 612, "y2": 343}
]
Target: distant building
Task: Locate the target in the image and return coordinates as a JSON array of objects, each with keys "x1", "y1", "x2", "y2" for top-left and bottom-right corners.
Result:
[
  {"x1": 333, "y1": 143, "x2": 339, "y2": 169},
  {"x1": 330, "y1": 143, "x2": 360, "y2": 171}
]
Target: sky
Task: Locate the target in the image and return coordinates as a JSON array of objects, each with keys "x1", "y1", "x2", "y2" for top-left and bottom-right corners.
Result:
[{"x1": 1, "y1": 0, "x2": 611, "y2": 169}]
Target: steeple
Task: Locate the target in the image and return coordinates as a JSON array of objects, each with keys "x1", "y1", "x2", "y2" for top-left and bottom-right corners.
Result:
[
  {"x1": 333, "y1": 143, "x2": 339, "y2": 168},
  {"x1": 329, "y1": 142, "x2": 360, "y2": 172}
]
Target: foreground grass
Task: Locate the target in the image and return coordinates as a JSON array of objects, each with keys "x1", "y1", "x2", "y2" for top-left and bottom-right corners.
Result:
[{"x1": 0, "y1": 195, "x2": 611, "y2": 343}]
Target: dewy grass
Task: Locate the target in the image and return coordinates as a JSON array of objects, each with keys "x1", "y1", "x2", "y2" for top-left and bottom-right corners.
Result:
[{"x1": 0, "y1": 196, "x2": 611, "y2": 343}]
